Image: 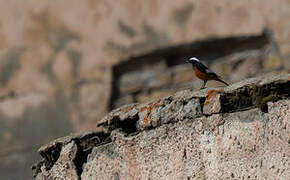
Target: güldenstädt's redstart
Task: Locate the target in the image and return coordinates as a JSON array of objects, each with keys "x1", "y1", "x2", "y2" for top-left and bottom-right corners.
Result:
[{"x1": 186, "y1": 57, "x2": 229, "y2": 89}]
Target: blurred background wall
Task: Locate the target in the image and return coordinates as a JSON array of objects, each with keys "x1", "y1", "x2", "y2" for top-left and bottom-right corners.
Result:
[{"x1": 0, "y1": 0, "x2": 289, "y2": 179}]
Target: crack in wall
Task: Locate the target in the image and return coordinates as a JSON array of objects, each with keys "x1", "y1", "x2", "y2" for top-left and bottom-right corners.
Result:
[{"x1": 109, "y1": 114, "x2": 139, "y2": 135}]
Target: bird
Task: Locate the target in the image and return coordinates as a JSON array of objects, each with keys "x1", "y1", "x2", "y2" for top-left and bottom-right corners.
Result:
[{"x1": 185, "y1": 57, "x2": 229, "y2": 89}]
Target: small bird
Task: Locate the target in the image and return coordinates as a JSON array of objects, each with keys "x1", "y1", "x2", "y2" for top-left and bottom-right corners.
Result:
[{"x1": 186, "y1": 57, "x2": 229, "y2": 89}]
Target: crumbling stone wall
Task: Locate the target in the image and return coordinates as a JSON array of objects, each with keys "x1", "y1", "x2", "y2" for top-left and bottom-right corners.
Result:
[{"x1": 33, "y1": 74, "x2": 290, "y2": 179}]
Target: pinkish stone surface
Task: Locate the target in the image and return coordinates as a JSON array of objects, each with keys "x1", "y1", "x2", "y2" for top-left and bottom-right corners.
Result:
[
  {"x1": 33, "y1": 74, "x2": 290, "y2": 179},
  {"x1": 203, "y1": 89, "x2": 223, "y2": 115},
  {"x1": 81, "y1": 101, "x2": 289, "y2": 179}
]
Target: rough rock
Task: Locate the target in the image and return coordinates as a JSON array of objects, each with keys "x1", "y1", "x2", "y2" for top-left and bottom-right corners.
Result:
[
  {"x1": 33, "y1": 74, "x2": 290, "y2": 179},
  {"x1": 1, "y1": 1, "x2": 290, "y2": 178}
]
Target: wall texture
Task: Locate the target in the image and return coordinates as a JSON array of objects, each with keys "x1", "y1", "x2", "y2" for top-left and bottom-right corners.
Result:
[
  {"x1": 0, "y1": 0, "x2": 289, "y2": 179},
  {"x1": 33, "y1": 74, "x2": 290, "y2": 179}
]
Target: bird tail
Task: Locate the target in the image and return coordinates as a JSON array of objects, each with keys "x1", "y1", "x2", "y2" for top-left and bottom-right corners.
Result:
[{"x1": 216, "y1": 78, "x2": 229, "y2": 86}]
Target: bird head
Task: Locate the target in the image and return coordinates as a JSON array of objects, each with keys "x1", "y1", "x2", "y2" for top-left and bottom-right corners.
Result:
[{"x1": 185, "y1": 57, "x2": 200, "y2": 65}]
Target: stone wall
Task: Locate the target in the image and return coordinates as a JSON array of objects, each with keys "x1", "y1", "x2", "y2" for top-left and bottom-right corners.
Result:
[
  {"x1": 33, "y1": 74, "x2": 290, "y2": 179},
  {"x1": 0, "y1": 0, "x2": 289, "y2": 179}
]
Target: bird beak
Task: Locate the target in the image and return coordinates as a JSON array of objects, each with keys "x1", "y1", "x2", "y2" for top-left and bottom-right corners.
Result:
[{"x1": 185, "y1": 60, "x2": 189, "y2": 63}]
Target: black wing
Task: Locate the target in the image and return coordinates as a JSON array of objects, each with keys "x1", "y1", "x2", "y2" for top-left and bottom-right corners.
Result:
[
  {"x1": 195, "y1": 62, "x2": 208, "y2": 73},
  {"x1": 196, "y1": 62, "x2": 218, "y2": 78}
]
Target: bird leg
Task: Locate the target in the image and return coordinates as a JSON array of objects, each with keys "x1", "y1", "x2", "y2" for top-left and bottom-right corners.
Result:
[{"x1": 200, "y1": 80, "x2": 207, "y2": 89}]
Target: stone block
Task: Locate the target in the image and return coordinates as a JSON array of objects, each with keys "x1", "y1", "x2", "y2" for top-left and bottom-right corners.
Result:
[{"x1": 203, "y1": 89, "x2": 223, "y2": 115}]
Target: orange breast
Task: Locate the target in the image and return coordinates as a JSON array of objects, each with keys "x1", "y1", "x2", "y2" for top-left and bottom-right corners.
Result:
[{"x1": 193, "y1": 67, "x2": 212, "y2": 80}]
